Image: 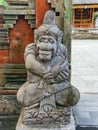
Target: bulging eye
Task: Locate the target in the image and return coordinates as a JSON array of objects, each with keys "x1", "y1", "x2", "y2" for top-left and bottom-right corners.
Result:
[
  {"x1": 39, "y1": 38, "x2": 44, "y2": 42},
  {"x1": 49, "y1": 39, "x2": 54, "y2": 43}
]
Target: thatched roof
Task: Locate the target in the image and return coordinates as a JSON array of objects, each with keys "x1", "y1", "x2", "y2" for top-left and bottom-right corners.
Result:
[{"x1": 73, "y1": 0, "x2": 98, "y2": 5}]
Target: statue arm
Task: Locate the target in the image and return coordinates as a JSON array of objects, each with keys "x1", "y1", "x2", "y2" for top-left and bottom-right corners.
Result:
[
  {"x1": 25, "y1": 54, "x2": 46, "y2": 77},
  {"x1": 58, "y1": 58, "x2": 69, "y2": 80},
  {"x1": 43, "y1": 57, "x2": 69, "y2": 81},
  {"x1": 56, "y1": 45, "x2": 69, "y2": 80},
  {"x1": 24, "y1": 43, "x2": 50, "y2": 77},
  {"x1": 45, "y1": 45, "x2": 69, "y2": 81},
  {"x1": 51, "y1": 57, "x2": 69, "y2": 79},
  {"x1": 49, "y1": 45, "x2": 69, "y2": 80}
]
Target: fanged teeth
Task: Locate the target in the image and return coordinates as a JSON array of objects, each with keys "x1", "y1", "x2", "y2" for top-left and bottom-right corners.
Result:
[{"x1": 39, "y1": 50, "x2": 52, "y2": 55}]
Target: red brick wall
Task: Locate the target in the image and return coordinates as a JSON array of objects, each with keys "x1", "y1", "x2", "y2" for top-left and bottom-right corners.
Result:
[
  {"x1": 9, "y1": 19, "x2": 34, "y2": 64},
  {"x1": 36, "y1": 0, "x2": 51, "y2": 28},
  {"x1": 0, "y1": 0, "x2": 51, "y2": 64}
]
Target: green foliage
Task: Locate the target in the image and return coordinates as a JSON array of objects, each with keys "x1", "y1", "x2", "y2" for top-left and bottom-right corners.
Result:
[
  {"x1": 0, "y1": 0, "x2": 9, "y2": 7},
  {"x1": 94, "y1": 13, "x2": 98, "y2": 22}
]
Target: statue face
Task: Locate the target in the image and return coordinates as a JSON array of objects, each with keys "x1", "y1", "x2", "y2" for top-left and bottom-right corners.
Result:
[{"x1": 36, "y1": 35, "x2": 57, "y2": 60}]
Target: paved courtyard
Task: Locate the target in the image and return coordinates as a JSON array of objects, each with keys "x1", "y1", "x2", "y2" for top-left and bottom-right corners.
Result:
[
  {"x1": 71, "y1": 40, "x2": 98, "y2": 129},
  {"x1": 71, "y1": 39, "x2": 98, "y2": 93}
]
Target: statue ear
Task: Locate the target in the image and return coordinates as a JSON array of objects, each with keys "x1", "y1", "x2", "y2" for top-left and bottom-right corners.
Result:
[
  {"x1": 34, "y1": 29, "x2": 38, "y2": 43},
  {"x1": 57, "y1": 31, "x2": 63, "y2": 43}
]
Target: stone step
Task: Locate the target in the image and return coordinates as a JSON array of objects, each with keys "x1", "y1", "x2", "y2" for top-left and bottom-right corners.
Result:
[
  {"x1": 28, "y1": 19, "x2": 36, "y2": 24},
  {"x1": 3, "y1": 64, "x2": 25, "y2": 69},
  {"x1": 0, "y1": 38, "x2": 9, "y2": 44},
  {"x1": 2, "y1": 68, "x2": 26, "y2": 74},
  {"x1": 0, "y1": 106, "x2": 19, "y2": 129},
  {"x1": 25, "y1": 15, "x2": 36, "y2": 20},
  {"x1": 4, "y1": 9, "x2": 35, "y2": 15},
  {"x1": 3, "y1": 15, "x2": 18, "y2": 20},
  {"x1": 5, "y1": 20, "x2": 16, "y2": 24},
  {"x1": 3, "y1": 24, "x2": 13, "y2": 28},
  {"x1": 0, "y1": 31, "x2": 8, "y2": 38},
  {"x1": 0, "y1": 36, "x2": 9, "y2": 49},
  {"x1": 2, "y1": 64, "x2": 26, "y2": 73},
  {"x1": 76, "y1": 126, "x2": 98, "y2": 130},
  {"x1": 7, "y1": 5, "x2": 28, "y2": 10},
  {"x1": 0, "y1": 46, "x2": 9, "y2": 50},
  {"x1": 5, "y1": 82, "x2": 25, "y2": 89},
  {"x1": 1, "y1": 64, "x2": 26, "y2": 89},
  {"x1": 0, "y1": 28, "x2": 8, "y2": 31},
  {"x1": 6, "y1": 0, "x2": 28, "y2": 5},
  {"x1": 0, "y1": 42, "x2": 9, "y2": 49},
  {"x1": 29, "y1": 23, "x2": 36, "y2": 29},
  {"x1": 0, "y1": 116, "x2": 18, "y2": 130},
  {"x1": 4, "y1": 75, "x2": 26, "y2": 83}
]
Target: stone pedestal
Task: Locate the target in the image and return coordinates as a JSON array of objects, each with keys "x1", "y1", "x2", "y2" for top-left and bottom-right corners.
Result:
[{"x1": 16, "y1": 108, "x2": 75, "y2": 130}]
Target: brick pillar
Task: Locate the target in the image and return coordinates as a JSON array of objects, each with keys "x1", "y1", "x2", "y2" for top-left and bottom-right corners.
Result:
[{"x1": 36, "y1": 0, "x2": 51, "y2": 28}]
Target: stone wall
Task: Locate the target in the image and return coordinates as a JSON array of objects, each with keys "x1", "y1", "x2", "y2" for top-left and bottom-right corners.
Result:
[{"x1": 72, "y1": 29, "x2": 98, "y2": 39}]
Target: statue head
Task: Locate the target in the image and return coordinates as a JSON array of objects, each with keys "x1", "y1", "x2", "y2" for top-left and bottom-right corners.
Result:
[{"x1": 34, "y1": 10, "x2": 63, "y2": 60}]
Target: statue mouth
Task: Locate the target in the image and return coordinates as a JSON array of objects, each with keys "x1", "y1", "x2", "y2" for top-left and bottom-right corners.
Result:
[
  {"x1": 39, "y1": 50, "x2": 52, "y2": 55},
  {"x1": 38, "y1": 49, "x2": 53, "y2": 60}
]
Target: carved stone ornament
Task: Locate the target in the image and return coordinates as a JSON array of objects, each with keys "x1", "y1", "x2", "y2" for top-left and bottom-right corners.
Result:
[{"x1": 16, "y1": 10, "x2": 80, "y2": 130}]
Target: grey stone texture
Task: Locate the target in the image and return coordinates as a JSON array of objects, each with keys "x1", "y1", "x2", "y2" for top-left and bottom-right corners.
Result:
[
  {"x1": 73, "y1": 94, "x2": 98, "y2": 127},
  {"x1": 16, "y1": 110, "x2": 75, "y2": 130},
  {"x1": 72, "y1": 40, "x2": 98, "y2": 128},
  {"x1": 16, "y1": 11, "x2": 79, "y2": 130},
  {"x1": 71, "y1": 40, "x2": 98, "y2": 93}
]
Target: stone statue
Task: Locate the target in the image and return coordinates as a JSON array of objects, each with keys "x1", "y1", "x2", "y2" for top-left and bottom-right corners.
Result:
[{"x1": 16, "y1": 10, "x2": 80, "y2": 130}]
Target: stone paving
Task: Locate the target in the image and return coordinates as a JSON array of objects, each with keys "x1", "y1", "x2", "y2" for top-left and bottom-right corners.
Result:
[
  {"x1": 71, "y1": 40, "x2": 98, "y2": 129},
  {"x1": 73, "y1": 94, "x2": 98, "y2": 127}
]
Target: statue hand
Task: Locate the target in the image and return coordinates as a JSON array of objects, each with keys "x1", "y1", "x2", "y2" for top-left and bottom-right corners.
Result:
[
  {"x1": 56, "y1": 69, "x2": 69, "y2": 81},
  {"x1": 43, "y1": 72, "x2": 54, "y2": 79},
  {"x1": 42, "y1": 66, "x2": 54, "y2": 79},
  {"x1": 42, "y1": 66, "x2": 51, "y2": 74}
]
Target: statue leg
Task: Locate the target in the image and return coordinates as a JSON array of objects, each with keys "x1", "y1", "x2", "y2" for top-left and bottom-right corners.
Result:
[
  {"x1": 18, "y1": 82, "x2": 44, "y2": 107},
  {"x1": 17, "y1": 82, "x2": 29, "y2": 104},
  {"x1": 55, "y1": 85, "x2": 80, "y2": 107}
]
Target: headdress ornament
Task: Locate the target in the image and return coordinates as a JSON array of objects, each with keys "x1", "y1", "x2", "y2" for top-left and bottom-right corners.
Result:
[{"x1": 37, "y1": 10, "x2": 60, "y2": 40}]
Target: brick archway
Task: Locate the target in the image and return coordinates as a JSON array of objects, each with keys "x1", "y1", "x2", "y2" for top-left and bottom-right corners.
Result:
[{"x1": 9, "y1": 19, "x2": 34, "y2": 64}]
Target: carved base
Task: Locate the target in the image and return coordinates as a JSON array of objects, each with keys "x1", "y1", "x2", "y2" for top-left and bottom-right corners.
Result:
[{"x1": 16, "y1": 108, "x2": 75, "y2": 130}]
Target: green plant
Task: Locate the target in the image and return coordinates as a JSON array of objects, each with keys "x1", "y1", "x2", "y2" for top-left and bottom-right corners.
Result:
[
  {"x1": 0, "y1": 0, "x2": 9, "y2": 7},
  {"x1": 94, "y1": 13, "x2": 98, "y2": 22}
]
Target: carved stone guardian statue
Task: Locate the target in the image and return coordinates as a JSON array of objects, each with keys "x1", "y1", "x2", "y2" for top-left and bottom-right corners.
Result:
[{"x1": 16, "y1": 10, "x2": 80, "y2": 130}]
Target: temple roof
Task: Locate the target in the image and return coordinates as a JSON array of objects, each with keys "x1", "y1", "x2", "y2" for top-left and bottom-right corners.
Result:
[{"x1": 73, "y1": 0, "x2": 98, "y2": 5}]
